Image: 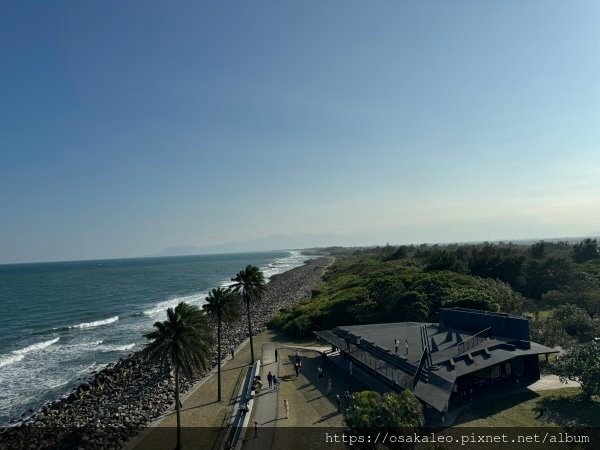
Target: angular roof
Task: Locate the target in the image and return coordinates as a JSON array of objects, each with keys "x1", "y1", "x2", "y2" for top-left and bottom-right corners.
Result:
[{"x1": 316, "y1": 309, "x2": 557, "y2": 412}]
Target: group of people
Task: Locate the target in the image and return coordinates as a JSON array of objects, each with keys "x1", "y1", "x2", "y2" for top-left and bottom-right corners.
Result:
[
  {"x1": 266, "y1": 371, "x2": 279, "y2": 390},
  {"x1": 335, "y1": 389, "x2": 352, "y2": 413}
]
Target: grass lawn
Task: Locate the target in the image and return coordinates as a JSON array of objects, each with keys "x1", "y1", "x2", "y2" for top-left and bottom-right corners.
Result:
[
  {"x1": 130, "y1": 335, "x2": 255, "y2": 450},
  {"x1": 454, "y1": 387, "x2": 599, "y2": 427}
]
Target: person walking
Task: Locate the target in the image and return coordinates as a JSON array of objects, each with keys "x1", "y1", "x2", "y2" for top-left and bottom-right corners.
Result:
[
  {"x1": 294, "y1": 363, "x2": 300, "y2": 378},
  {"x1": 273, "y1": 374, "x2": 279, "y2": 391},
  {"x1": 349, "y1": 360, "x2": 353, "y2": 375},
  {"x1": 267, "y1": 371, "x2": 273, "y2": 389},
  {"x1": 327, "y1": 377, "x2": 332, "y2": 394},
  {"x1": 274, "y1": 348, "x2": 278, "y2": 362},
  {"x1": 254, "y1": 421, "x2": 259, "y2": 438},
  {"x1": 284, "y1": 399, "x2": 289, "y2": 419},
  {"x1": 394, "y1": 339, "x2": 398, "y2": 354},
  {"x1": 405, "y1": 339, "x2": 409, "y2": 355},
  {"x1": 230, "y1": 346, "x2": 235, "y2": 359},
  {"x1": 336, "y1": 395, "x2": 341, "y2": 413},
  {"x1": 344, "y1": 389, "x2": 351, "y2": 408},
  {"x1": 317, "y1": 366, "x2": 323, "y2": 381}
]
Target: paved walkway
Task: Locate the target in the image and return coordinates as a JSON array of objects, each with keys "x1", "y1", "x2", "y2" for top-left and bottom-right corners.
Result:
[
  {"x1": 528, "y1": 374, "x2": 580, "y2": 391},
  {"x1": 242, "y1": 344, "x2": 280, "y2": 450}
]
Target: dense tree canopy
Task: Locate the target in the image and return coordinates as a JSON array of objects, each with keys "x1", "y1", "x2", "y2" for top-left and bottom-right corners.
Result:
[
  {"x1": 344, "y1": 390, "x2": 424, "y2": 429},
  {"x1": 272, "y1": 240, "x2": 600, "y2": 343},
  {"x1": 573, "y1": 238, "x2": 600, "y2": 263},
  {"x1": 553, "y1": 342, "x2": 600, "y2": 400}
]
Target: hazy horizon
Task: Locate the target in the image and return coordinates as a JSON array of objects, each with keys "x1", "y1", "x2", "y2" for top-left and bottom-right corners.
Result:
[
  {"x1": 3, "y1": 231, "x2": 599, "y2": 266},
  {"x1": 1, "y1": 1, "x2": 599, "y2": 264}
]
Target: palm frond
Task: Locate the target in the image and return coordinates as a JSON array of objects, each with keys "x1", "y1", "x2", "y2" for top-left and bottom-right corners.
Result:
[{"x1": 142, "y1": 301, "x2": 214, "y2": 380}]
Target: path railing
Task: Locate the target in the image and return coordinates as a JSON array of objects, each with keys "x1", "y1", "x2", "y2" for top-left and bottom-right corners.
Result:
[
  {"x1": 223, "y1": 359, "x2": 260, "y2": 449},
  {"x1": 314, "y1": 330, "x2": 415, "y2": 390}
]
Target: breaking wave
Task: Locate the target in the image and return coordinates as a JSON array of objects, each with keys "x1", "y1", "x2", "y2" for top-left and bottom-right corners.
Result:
[
  {"x1": 69, "y1": 316, "x2": 119, "y2": 329},
  {"x1": 0, "y1": 337, "x2": 60, "y2": 368}
]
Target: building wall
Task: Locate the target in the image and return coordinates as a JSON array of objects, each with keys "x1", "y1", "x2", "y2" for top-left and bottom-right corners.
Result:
[{"x1": 440, "y1": 308, "x2": 530, "y2": 340}]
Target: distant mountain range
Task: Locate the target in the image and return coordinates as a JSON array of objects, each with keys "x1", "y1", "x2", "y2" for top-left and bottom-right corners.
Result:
[
  {"x1": 156, "y1": 232, "x2": 600, "y2": 257},
  {"x1": 155, "y1": 232, "x2": 343, "y2": 256}
]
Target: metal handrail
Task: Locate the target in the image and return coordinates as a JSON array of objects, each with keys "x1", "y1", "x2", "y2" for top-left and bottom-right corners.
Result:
[
  {"x1": 316, "y1": 330, "x2": 416, "y2": 391},
  {"x1": 457, "y1": 327, "x2": 491, "y2": 355}
]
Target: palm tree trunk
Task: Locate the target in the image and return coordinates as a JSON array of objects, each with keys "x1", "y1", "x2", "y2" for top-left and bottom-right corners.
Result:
[
  {"x1": 175, "y1": 365, "x2": 181, "y2": 450},
  {"x1": 246, "y1": 295, "x2": 255, "y2": 363},
  {"x1": 217, "y1": 311, "x2": 222, "y2": 402}
]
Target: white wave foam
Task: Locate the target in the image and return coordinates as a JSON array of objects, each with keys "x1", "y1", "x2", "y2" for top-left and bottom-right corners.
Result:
[
  {"x1": 69, "y1": 316, "x2": 119, "y2": 329},
  {"x1": 100, "y1": 343, "x2": 135, "y2": 352},
  {"x1": 0, "y1": 337, "x2": 60, "y2": 369},
  {"x1": 60, "y1": 340, "x2": 104, "y2": 353},
  {"x1": 12, "y1": 337, "x2": 60, "y2": 356},
  {"x1": 141, "y1": 251, "x2": 313, "y2": 319},
  {"x1": 143, "y1": 291, "x2": 208, "y2": 317},
  {"x1": 0, "y1": 354, "x2": 25, "y2": 369}
]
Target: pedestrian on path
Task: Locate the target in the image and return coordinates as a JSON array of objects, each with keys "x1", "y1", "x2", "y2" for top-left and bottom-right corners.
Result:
[
  {"x1": 344, "y1": 389, "x2": 350, "y2": 408},
  {"x1": 327, "y1": 377, "x2": 332, "y2": 394},
  {"x1": 405, "y1": 339, "x2": 409, "y2": 354},
  {"x1": 273, "y1": 374, "x2": 279, "y2": 391},
  {"x1": 274, "y1": 348, "x2": 278, "y2": 362},
  {"x1": 254, "y1": 421, "x2": 259, "y2": 438},
  {"x1": 267, "y1": 371, "x2": 273, "y2": 389},
  {"x1": 284, "y1": 399, "x2": 289, "y2": 419},
  {"x1": 349, "y1": 361, "x2": 353, "y2": 375},
  {"x1": 336, "y1": 395, "x2": 341, "y2": 413},
  {"x1": 294, "y1": 363, "x2": 300, "y2": 378},
  {"x1": 230, "y1": 346, "x2": 235, "y2": 359},
  {"x1": 317, "y1": 366, "x2": 323, "y2": 381},
  {"x1": 394, "y1": 339, "x2": 398, "y2": 354}
]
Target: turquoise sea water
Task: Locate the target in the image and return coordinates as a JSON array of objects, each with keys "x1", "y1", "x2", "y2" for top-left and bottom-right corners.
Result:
[{"x1": 0, "y1": 250, "x2": 309, "y2": 425}]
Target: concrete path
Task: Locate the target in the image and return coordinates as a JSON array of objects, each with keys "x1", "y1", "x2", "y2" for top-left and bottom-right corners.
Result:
[
  {"x1": 242, "y1": 344, "x2": 280, "y2": 450},
  {"x1": 528, "y1": 374, "x2": 580, "y2": 391}
]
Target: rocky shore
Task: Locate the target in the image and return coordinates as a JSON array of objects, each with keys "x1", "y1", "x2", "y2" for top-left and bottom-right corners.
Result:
[{"x1": 0, "y1": 256, "x2": 332, "y2": 449}]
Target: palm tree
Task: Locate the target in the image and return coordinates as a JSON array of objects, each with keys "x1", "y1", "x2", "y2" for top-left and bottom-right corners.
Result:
[
  {"x1": 203, "y1": 287, "x2": 242, "y2": 401},
  {"x1": 231, "y1": 265, "x2": 266, "y2": 363},
  {"x1": 143, "y1": 302, "x2": 213, "y2": 450}
]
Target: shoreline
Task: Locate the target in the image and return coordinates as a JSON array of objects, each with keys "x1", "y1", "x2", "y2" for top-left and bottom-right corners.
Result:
[{"x1": 0, "y1": 256, "x2": 332, "y2": 449}]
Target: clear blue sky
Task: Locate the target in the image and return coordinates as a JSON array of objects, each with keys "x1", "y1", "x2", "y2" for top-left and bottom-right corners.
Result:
[{"x1": 1, "y1": 1, "x2": 599, "y2": 263}]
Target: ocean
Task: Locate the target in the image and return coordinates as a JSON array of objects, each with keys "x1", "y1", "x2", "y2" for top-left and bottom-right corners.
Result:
[{"x1": 0, "y1": 250, "x2": 310, "y2": 425}]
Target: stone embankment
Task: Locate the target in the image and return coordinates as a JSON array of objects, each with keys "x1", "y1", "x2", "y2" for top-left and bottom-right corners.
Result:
[{"x1": 0, "y1": 256, "x2": 332, "y2": 449}]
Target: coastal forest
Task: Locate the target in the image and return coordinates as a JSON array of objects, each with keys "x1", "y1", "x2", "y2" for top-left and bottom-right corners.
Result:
[{"x1": 271, "y1": 239, "x2": 600, "y2": 350}]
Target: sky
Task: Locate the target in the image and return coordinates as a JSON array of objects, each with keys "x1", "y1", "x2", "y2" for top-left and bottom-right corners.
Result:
[{"x1": 1, "y1": 1, "x2": 599, "y2": 264}]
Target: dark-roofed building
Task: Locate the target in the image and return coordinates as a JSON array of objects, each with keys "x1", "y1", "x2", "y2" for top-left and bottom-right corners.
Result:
[{"x1": 314, "y1": 307, "x2": 557, "y2": 413}]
